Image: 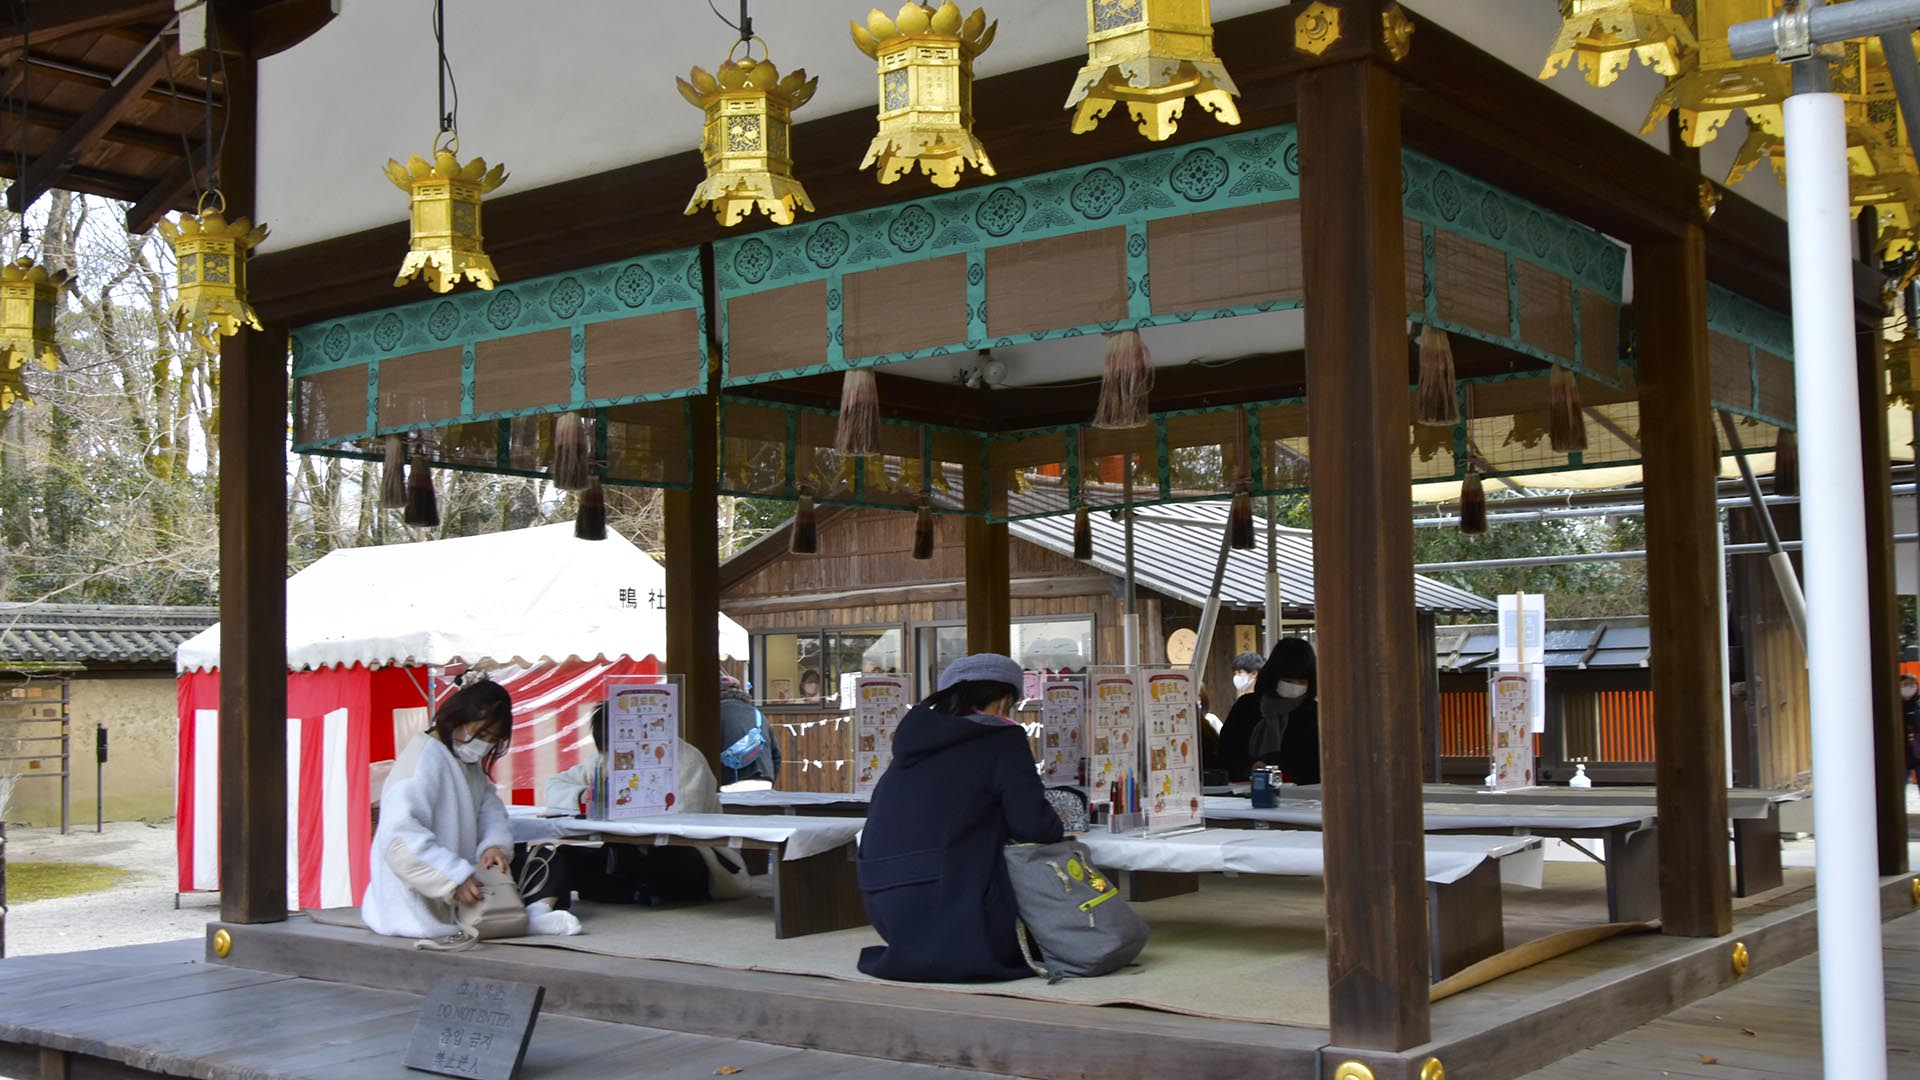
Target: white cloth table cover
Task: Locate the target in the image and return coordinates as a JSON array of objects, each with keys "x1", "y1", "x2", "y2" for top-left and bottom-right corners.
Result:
[
  {"x1": 720, "y1": 789, "x2": 871, "y2": 810},
  {"x1": 1078, "y1": 828, "x2": 1543, "y2": 887},
  {"x1": 507, "y1": 810, "x2": 863, "y2": 861}
]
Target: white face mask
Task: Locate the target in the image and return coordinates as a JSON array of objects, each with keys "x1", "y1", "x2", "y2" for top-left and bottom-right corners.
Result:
[
  {"x1": 1233, "y1": 673, "x2": 1256, "y2": 694},
  {"x1": 1904, "y1": 686, "x2": 1917, "y2": 701},
  {"x1": 452, "y1": 736, "x2": 493, "y2": 764},
  {"x1": 1274, "y1": 680, "x2": 1308, "y2": 701}
]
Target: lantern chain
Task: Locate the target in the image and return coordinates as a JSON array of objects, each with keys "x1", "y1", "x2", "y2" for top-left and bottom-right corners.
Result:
[
  {"x1": 434, "y1": 0, "x2": 459, "y2": 136},
  {"x1": 707, "y1": 0, "x2": 752, "y2": 43},
  {"x1": 15, "y1": 0, "x2": 28, "y2": 246}
]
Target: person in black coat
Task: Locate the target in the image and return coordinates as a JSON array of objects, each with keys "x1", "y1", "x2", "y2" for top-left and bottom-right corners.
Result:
[
  {"x1": 718, "y1": 674, "x2": 780, "y2": 785},
  {"x1": 1213, "y1": 637, "x2": 1321, "y2": 784},
  {"x1": 1902, "y1": 673, "x2": 1919, "y2": 786},
  {"x1": 856, "y1": 653, "x2": 1065, "y2": 983}
]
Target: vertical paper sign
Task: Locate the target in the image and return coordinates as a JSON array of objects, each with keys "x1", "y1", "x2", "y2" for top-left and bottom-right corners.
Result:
[
  {"x1": 1087, "y1": 673, "x2": 1139, "y2": 799},
  {"x1": 852, "y1": 675, "x2": 910, "y2": 795},
  {"x1": 1039, "y1": 678, "x2": 1087, "y2": 786},
  {"x1": 604, "y1": 679, "x2": 680, "y2": 818},
  {"x1": 1489, "y1": 671, "x2": 1534, "y2": 789},
  {"x1": 1141, "y1": 669, "x2": 1203, "y2": 831}
]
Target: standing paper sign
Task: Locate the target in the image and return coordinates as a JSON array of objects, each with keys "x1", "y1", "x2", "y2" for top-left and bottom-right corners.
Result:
[
  {"x1": 1039, "y1": 677, "x2": 1087, "y2": 785},
  {"x1": 1488, "y1": 670, "x2": 1534, "y2": 789},
  {"x1": 600, "y1": 678, "x2": 680, "y2": 818},
  {"x1": 1087, "y1": 673, "x2": 1139, "y2": 799},
  {"x1": 1141, "y1": 669, "x2": 1203, "y2": 831},
  {"x1": 852, "y1": 674, "x2": 910, "y2": 795},
  {"x1": 1498, "y1": 592, "x2": 1548, "y2": 734}
]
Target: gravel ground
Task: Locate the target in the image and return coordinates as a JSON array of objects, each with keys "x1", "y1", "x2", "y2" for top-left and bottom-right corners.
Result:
[{"x1": 2, "y1": 820, "x2": 215, "y2": 958}]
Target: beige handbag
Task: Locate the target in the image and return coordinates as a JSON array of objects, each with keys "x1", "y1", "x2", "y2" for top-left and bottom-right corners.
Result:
[{"x1": 416, "y1": 865, "x2": 527, "y2": 951}]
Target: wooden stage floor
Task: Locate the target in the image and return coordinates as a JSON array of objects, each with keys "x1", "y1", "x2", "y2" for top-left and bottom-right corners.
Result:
[
  {"x1": 0, "y1": 872, "x2": 1913, "y2": 1080},
  {"x1": 1527, "y1": 907, "x2": 1920, "y2": 1078}
]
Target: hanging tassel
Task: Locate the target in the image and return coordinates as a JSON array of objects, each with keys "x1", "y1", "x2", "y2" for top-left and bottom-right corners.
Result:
[
  {"x1": 1548, "y1": 368, "x2": 1587, "y2": 453},
  {"x1": 1416, "y1": 325, "x2": 1460, "y2": 427},
  {"x1": 835, "y1": 368, "x2": 880, "y2": 457},
  {"x1": 1459, "y1": 470, "x2": 1487, "y2": 535},
  {"x1": 1093, "y1": 330, "x2": 1154, "y2": 430},
  {"x1": 1229, "y1": 483, "x2": 1255, "y2": 550},
  {"x1": 912, "y1": 499, "x2": 935, "y2": 561},
  {"x1": 1772, "y1": 429, "x2": 1798, "y2": 496},
  {"x1": 404, "y1": 454, "x2": 439, "y2": 528},
  {"x1": 790, "y1": 491, "x2": 819, "y2": 555},
  {"x1": 574, "y1": 478, "x2": 606, "y2": 541},
  {"x1": 551, "y1": 412, "x2": 591, "y2": 492},
  {"x1": 1072, "y1": 504, "x2": 1093, "y2": 560},
  {"x1": 379, "y1": 435, "x2": 407, "y2": 509}
]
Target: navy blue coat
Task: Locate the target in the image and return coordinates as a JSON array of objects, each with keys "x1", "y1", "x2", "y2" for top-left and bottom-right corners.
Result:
[{"x1": 856, "y1": 705, "x2": 1064, "y2": 982}]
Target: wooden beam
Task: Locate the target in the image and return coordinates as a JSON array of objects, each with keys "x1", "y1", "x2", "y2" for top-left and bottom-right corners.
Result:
[
  {"x1": 215, "y1": 42, "x2": 287, "y2": 925},
  {"x1": 1856, "y1": 211, "x2": 1908, "y2": 876},
  {"x1": 1417, "y1": 610, "x2": 1441, "y2": 784},
  {"x1": 8, "y1": 36, "x2": 172, "y2": 212},
  {"x1": 13, "y1": 102, "x2": 190, "y2": 156},
  {"x1": 0, "y1": 1, "x2": 172, "y2": 52},
  {"x1": 1634, "y1": 224, "x2": 1733, "y2": 938},
  {"x1": 724, "y1": 575, "x2": 1115, "y2": 616},
  {"x1": 667, "y1": 263, "x2": 723, "y2": 764},
  {"x1": 964, "y1": 463, "x2": 1011, "y2": 654},
  {"x1": 1296, "y1": 40, "x2": 1430, "y2": 1050}
]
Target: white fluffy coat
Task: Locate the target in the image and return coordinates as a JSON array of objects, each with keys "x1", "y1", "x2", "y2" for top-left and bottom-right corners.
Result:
[{"x1": 363, "y1": 733, "x2": 514, "y2": 939}]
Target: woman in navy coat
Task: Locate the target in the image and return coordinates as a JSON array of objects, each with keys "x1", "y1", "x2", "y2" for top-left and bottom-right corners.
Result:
[{"x1": 856, "y1": 654, "x2": 1065, "y2": 982}]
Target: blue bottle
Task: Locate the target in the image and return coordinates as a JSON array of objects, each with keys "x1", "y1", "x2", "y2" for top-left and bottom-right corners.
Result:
[{"x1": 1251, "y1": 768, "x2": 1275, "y2": 809}]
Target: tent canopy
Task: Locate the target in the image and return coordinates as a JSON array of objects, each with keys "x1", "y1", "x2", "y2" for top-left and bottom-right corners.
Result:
[{"x1": 176, "y1": 524, "x2": 748, "y2": 673}]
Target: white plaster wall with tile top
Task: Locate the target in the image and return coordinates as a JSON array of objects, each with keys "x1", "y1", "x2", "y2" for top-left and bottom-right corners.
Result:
[{"x1": 255, "y1": 0, "x2": 1789, "y2": 253}]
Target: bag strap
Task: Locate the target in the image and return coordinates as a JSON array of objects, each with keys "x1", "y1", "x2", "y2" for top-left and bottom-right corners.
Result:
[
  {"x1": 1012, "y1": 919, "x2": 1061, "y2": 984},
  {"x1": 414, "y1": 929, "x2": 479, "y2": 953}
]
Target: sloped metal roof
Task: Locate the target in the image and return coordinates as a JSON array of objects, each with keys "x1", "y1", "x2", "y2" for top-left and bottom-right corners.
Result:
[
  {"x1": 0, "y1": 603, "x2": 219, "y2": 667},
  {"x1": 1009, "y1": 501, "x2": 1494, "y2": 615},
  {"x1": 1434, "y1": 617, "x2": 1651, "y2": 671}
]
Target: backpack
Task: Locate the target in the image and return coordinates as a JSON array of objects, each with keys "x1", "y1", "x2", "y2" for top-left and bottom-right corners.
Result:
[{"x1": 1002, "y1": 840, "x2": 1149, "y2": 982}]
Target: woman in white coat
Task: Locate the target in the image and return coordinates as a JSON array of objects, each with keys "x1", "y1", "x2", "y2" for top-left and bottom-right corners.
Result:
[{"x1": 363, "y1": 680, "x2": 518, "y2": 938}]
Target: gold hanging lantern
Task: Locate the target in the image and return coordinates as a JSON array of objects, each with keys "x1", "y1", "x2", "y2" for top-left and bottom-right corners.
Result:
[
  {"x1": 1640, "y1": 0, "x2": 1786, "y2": 148},
  {"x1": 1538, "y1": 1, "x2": 1694, "y2": 88},
  {"x1": 1065, "y1": 0, "x2": 1240, "y2": 143},
  {"x1": 852, "y1": 3, "x2": 996, "y2": 188},
  {"x1": 0, "y1": 258, "x2": 66, "y2": 411},
  {"x1": 158, "y1": 191, "x2": 268, "y2": 352},
  {"x1": 385, "y1": 134, "x2": 508, "y2": 293},
  {"x1": 679, "y1": 40, "x2": 818, "y2": 226}
]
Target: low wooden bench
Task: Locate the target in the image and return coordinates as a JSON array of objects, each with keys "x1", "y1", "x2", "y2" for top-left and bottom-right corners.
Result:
[
  {"x1": 508, "y1": 810, "x2": 868, "y2": 939},
  {"x1": 718, "y1": 789, "x2": 871, "y2": 818},
  {"x1": 1075, "y1": 828, "x2": 1544, "y2": 980}
]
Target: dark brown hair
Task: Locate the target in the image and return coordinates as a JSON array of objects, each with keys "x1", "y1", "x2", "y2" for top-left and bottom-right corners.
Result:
[{"x1": 430, "y1": 680, "x2": 514, "y2": 775}]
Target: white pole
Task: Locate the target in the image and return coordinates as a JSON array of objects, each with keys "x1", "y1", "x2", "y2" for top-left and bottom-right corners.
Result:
[{"x1": 1784, "y1": 76, "x2": 1888, "y2": 1079}]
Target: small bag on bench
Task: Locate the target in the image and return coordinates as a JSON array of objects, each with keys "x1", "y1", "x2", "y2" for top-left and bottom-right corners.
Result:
[
  {"x1": 1003, "y1": 840, "x2": 1148, "y2": 982},
  {"x1": 416, "y1": 865, "x2": 528, "y2": 951}
]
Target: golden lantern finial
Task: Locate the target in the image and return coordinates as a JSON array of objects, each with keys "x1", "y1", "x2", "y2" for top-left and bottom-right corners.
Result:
[
  {"x1": 158, "y1": 190, "x2": 268, "y2": 352},
  {"x1": 385, "y1": 131, "x2": 508, "y2": 293},
  {"x1": 679, "y1": 38, "x2": 819, "y2": 226},
  {"x1": 852, "y1": 3, "x2": 997, "y2": 188},
  {"x1": 1065, "y1": 0, "x2": 1241, "y2": 143},
  {"x1": 1538, "y1": 1, "x2": 1694, "y2": 89},
  {"x1": 0, "y1": 257, "x2": 67, "y2": 411}
]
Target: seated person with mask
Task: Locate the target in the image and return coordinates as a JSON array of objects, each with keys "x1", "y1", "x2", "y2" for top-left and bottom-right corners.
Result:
[{"x1": 1216, "y1": 638, "x2": 1320, "y2": 784}]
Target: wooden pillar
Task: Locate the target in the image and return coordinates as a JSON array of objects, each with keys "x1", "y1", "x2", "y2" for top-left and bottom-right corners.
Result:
[
  {"x1": 1634, "y1": 226, "x2": 1733, "y2": 937},
  {"x1": 215, "y1": 46, "x2": 287, "y2": 925},
  {"x1": 1417, "y1": 611, "x2": 1441, "y2": 783},
  {"x1": 962, "y1": 454, "x2": 1010, "y2": 654},
  {"x1": 1298, "y1": 50, "x2": 1430, "y2": 1049},
  {"x1": 667, "y1": 387, "x2": 722, "y2": 764},
  {"x1": 1856, "y1": 216, "x2": 1908, "y2": 874}
]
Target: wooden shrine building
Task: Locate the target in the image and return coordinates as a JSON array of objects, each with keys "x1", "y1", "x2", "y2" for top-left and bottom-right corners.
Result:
[{"x1": 2, "y1": 2, "x2": 1915, "y2": 1079}]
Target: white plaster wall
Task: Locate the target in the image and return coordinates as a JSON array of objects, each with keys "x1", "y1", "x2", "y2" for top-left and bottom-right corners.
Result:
[{"x1": 256, "y1": 0, "x2": 1788, "y2": 253}]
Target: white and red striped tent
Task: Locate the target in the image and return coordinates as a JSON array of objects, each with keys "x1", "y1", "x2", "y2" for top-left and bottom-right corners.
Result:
[{"x1": 174, "y1": 524, "x2": 747, "y2": 908}]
